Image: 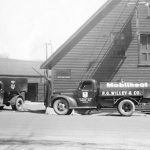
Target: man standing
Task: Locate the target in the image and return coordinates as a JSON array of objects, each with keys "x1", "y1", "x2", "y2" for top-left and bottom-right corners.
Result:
[{"x1": 44, "y1": 77, "x2": 52, "y2": 109}]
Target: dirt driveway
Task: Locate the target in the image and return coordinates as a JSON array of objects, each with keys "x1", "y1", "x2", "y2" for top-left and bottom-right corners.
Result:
[{"x1": 0, "y1": 101, "x2": 150, "y2": 150}]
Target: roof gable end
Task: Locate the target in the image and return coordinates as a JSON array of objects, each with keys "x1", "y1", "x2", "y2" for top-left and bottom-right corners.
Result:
[{"x1": 41, "y1": 0, "x2": 121, "y2": 69}]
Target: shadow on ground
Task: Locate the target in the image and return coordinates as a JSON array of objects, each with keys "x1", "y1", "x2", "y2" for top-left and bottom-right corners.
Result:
[
  {"x1": 0, "y1": 107, "x2": 45, "y2": 114},
  {"x1": 1, "y1": 103, "x2": 149, "y2": 117}
]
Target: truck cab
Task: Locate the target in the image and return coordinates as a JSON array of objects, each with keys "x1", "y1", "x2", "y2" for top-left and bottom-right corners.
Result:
[
  {"x1": 0, "y1": 77, "x2": 28, "y2": 111},
  {"x1": 75, "y1": 79, "x2": 98, "y2": 107},
  {"x1": 51, "y1": 79, "x2": 100, "y2": 115}
]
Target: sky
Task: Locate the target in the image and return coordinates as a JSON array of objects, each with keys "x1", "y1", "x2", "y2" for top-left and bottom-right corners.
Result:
[{"x1": 0, "y1": 0, "x2": 107, "y2": 61}]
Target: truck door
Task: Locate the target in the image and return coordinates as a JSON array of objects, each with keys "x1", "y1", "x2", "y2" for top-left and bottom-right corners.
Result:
[
  {"x1": 77, "y1": 80, "x2": 97, "y2": 107},
  {"x1": 0, "y1": 81, "x2": 4, "y2": 106}
]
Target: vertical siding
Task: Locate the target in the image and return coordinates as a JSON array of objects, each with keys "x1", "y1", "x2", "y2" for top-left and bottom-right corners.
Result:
[{"x1": 52, "y1": 0, "x2": 139, "y2": 91}]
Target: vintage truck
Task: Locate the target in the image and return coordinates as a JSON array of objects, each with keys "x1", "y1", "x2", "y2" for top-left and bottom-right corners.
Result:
[
  {"x1": 0, "y1": 77, "x2": 28, "y2": 111},
  {"x1": 48, "y1": 79, "x2": 150, "y2": 116}
]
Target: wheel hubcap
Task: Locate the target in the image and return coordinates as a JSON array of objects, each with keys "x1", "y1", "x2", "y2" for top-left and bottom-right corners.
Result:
[
  {"x1": 16, "y1": 99, "x2": 23, "y2": 109},
  {"x1": 58, "y1": 103, "x2": 66, "y2": 111},
  {"x1": 123, "y1": 103, "x2": 131, "y2": 112}
]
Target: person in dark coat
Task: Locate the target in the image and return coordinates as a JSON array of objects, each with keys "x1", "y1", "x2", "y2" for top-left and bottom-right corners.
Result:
[{"x1": 44, "y1": 77, "x2": 52, "y2": 109}]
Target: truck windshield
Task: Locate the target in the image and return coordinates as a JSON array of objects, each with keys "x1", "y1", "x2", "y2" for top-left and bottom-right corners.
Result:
[{"x1": 80, "y1": 81, "x2": 93, "y2": 90}]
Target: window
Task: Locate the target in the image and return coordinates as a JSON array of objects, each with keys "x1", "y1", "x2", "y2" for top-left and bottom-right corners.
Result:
[
  {"x1": 80, "y1": 81, "x2": 93, "y2": 90},
  {"x1": 140, "y1": 34, "x2": 150, "y2": 64}
]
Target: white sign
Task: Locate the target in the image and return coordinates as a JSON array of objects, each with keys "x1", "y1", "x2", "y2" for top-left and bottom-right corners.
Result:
[
  {"x1": 82, "y1": 92, "x2": 88, "y2": 98},
  {"x1": 10, "y1": 81, "x2": 16, "y2": 90}
]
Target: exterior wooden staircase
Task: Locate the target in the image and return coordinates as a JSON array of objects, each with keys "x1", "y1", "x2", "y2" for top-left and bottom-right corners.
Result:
[{"x1": 81, "y1": 0, "x2": 138, "y2": 82}]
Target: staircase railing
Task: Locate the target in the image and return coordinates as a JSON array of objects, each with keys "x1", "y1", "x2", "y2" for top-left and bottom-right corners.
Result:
[{"x1": 81, "y1": 0, "x2": 138, "y2": 80}]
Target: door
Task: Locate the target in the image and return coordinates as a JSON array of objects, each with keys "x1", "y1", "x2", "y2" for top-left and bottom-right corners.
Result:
[
  {"x1": 25, "y1": 83, "x2": 38, "y2": 102},
  {"x1": 0, "y1": 81, "x2": 4, "y2": 106},
  {"x1": 77, "y1": 80, "x2": 97, "y2": 107}
]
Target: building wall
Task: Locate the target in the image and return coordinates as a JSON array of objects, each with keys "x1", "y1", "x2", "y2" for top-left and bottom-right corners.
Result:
[
  {"x1": 112, "y1": 4, "x2": 150, "y2": 82},
  {"x1": 50, "y1": 0, "x2": 150, "y2": 92},
  {"x1": 51, "y1": 0, "x2": 136, "y2": 91}
]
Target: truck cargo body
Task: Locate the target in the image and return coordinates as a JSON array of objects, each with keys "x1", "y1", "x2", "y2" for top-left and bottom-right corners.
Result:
[{"x1": 99, "y1": 82, "x2": 150, "y2": 106}]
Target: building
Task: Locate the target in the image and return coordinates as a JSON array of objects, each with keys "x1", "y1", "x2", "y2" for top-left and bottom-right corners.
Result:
[
  {"x1": 0, "y1": 58, "x2": 45, "y2": 102},
  {"x1": 41, "y1": 0, "x2": 150, "y2": 92}
]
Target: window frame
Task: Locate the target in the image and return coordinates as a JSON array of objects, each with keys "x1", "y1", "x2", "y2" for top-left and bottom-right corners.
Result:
[{"x1": 79, "y1": 81, "x2": 93, "y2": 91}]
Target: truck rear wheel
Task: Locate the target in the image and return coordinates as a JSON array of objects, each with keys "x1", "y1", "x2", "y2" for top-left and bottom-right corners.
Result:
[
  {"x1": 118, "y1": 99, "x2": 135, "y2": 116},
  {"x1": 53, "y1": 99, "x2": 72, "y2": 115},
  {"x1": 75, "y1": 109, "x2": 91, "y2": 115},
  {"x1": 0, "y1": 106, "x2": 4, "y2": 110},
  {"x1": 11, "y1": 97, "x2": 24, "y2": 111}
]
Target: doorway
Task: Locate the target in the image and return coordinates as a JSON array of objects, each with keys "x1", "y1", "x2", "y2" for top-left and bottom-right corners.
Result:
[{"x1": 25, "y1": 83, "x2": 38, "y2": 102}]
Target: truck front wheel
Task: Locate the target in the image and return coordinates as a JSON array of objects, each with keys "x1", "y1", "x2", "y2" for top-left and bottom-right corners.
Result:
[
  {"x1": 53, "y1": 99, "x2": 72, "y2": 115},
  {"x1": 118, "y1": 99, "x2": 135, "y2": 116},
  {"x1": 11, "y1": 97, "x2": 24, "y2": 111}
]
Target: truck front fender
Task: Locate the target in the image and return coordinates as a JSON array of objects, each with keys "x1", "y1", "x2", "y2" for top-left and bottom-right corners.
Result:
[
  {"x1": 51, "y1": 95, "x2": 77, "y2": 108},
  {"x1": 10, "y1": 95, "x2": 23, "y2": 106}
]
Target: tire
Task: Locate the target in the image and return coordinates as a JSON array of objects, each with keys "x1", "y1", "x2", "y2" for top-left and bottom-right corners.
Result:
[
  {"x1": 53, "y1": 99, "x2": 72, "y2": 115},
  {"x1": 66, "y1": 109, "x2": 73, "y2": 115},
  {"x1": 11, "y1": 105, "x2": 16, "y2": 110},
  {"x1": 75, "y1": 109, "x2": 91, "y2": 115},
  {"x1": 0, "y1": 106, "x2": 4, "y2": 110},
  {"x1": 11, "y1": 97, "x2": 24, "y2": 111},
  {"x1": 118, "y1": 99, "x2": 135, "y2": 116}
]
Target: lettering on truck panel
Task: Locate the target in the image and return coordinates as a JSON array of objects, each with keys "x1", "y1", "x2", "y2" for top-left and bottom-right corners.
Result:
[
  {"x1": 101, "y1": 90, "x2": 142, "y2": 96},
  {"x1": 106, "y1": 82, "x2": 148, "y2": 88}
]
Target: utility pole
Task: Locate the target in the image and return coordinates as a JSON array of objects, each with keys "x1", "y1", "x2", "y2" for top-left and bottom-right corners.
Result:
[
  {"x1": 44, "y1": 41, "x2": 53, "y2": 110},
  {"x1": 45, "y1": 41, "x2": 52, "y2": 78},
  {"x1": 45, "y1": 41, "x2": 53, "y2": 59}
]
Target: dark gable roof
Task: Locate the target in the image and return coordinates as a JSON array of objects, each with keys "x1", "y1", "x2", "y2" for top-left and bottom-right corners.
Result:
[
  {"x1": 41, "y1": 0, "x2": 121, "y2": 69},
  {"x1": 0, "y1": 58, "x2": 44, "y2": 77}
]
